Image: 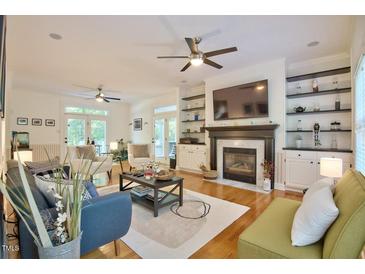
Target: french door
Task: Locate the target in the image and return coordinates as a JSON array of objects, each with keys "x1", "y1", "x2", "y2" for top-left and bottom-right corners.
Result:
[
  {"x1": 64, "y1": 114, "x2": 107, "y2": 155},
  {"x1": 153, "y1": 114, "x2": 176, "y2": 164}
]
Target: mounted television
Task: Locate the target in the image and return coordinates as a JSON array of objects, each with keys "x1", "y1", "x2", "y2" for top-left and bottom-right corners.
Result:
[{"x1": 213, "y1": 79, "x2": 268, "y2": 120}]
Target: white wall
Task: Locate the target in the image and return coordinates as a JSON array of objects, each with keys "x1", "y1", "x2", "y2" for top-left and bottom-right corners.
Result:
[
  {"x1": 130, "y1": 90, "x2": 178, "y2": 144},
  {"x1": 6, "y1": 88, "x2": 130, "y2": 156}
]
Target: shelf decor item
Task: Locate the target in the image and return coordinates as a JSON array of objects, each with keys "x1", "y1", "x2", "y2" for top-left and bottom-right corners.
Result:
[
  {"x1": 312, "y1": 79, "x2": 319, "y2": 92},
  {"x1": 335, "y1": 95, "x2": 341, "y2": 110},
  {"x1": 295, "y1": 135, "x2": 303, "y2": 148},
  {"x1": 293, "y1": 106, "x2": 306, "y2": 113},
  {"x1": 313, "y1": 122, "x2": 321, "y2": 147},
  {"x1": 297, "y1": 119, "x2": 303, "y2": 131},
  {"x1": 261, "y1": 160, "x2": 274, "y2": 192}
]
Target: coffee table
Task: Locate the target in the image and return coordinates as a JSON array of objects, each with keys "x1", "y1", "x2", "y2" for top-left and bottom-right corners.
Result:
[{"x1": 119, "y1": 173, "x2": 184, "y2": 217}]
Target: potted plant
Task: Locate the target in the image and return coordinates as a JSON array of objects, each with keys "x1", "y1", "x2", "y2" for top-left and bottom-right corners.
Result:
[
  {"x1": 0, "y1": 151, "x2": 100, "y2": 259},
  {"x1": 261, "y1": 160, "x2": 274, "y2": 192}
]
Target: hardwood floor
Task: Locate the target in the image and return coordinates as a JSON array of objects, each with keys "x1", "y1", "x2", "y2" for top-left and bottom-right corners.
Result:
[{"x1": 82, "y1": 164, "x2": 302, "y2": 259}]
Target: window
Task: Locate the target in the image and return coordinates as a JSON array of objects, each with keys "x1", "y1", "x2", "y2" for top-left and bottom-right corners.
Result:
[
  {"x1": 154, "y1": 105, "x2": 176, "y2": 114},
  {"x1": 65, "y1": 106, "x2": 108, "y2": 116},
  {"x1": 355, "y1": 54, "x2": 365, "y2": 174}
]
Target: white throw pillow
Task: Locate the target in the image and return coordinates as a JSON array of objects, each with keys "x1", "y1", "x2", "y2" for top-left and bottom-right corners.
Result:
[
  {"x1": 291, "y1": 185, "x2": 339, "y2": 246},
  {"x1": 34, "y1": 176, "x2": 73, "y2": 206},
  {"x1": 303, "y1": 177, "x2": 335, "y2": 202}
]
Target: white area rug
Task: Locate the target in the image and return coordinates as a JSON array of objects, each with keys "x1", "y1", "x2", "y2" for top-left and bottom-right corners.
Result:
[{"x1": 99, "y1": 185, "x2": 249, "y2": 258}]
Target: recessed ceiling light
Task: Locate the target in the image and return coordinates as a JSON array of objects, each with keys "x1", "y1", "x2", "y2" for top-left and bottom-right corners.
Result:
[
  {"x1": 49, "y1": 33, "x2": 63, "y2": 40},
  {"x1": 181, "y1": 80, "x2": 187, "y2": 84},
  {"x1": 307, "y1": 41, "x2": 320, "y2": 47}
]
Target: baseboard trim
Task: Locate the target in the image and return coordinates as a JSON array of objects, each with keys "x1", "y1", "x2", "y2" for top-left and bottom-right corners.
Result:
[{"x1": 274, "y1": 182, "x2": 286, "y2": 191}]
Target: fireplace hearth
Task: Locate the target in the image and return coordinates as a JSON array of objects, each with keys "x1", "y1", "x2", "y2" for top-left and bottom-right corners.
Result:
[{"x1": 223, "y1": 147, "x2": 256, "y2": 184}]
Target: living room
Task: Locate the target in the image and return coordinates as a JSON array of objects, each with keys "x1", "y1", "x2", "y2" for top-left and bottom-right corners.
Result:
[{"x1": 0, "y1": 1, "x2": 365, "y2": 272}]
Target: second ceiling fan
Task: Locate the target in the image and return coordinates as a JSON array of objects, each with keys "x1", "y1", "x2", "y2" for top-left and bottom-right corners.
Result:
[{"x1": 157, "y1": 37, "x2": 238, "y2": 72}]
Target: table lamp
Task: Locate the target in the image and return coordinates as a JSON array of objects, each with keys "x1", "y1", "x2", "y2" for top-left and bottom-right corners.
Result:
[
  {"x1": 13, "y1": 150, "x2": 33, "y2": 164},
  {"x1": 110, "y1": 141, "x2": 118, "y2": 151},
  {"x1": 320, "y1": 157, "x2": 343, "y2": 185}
]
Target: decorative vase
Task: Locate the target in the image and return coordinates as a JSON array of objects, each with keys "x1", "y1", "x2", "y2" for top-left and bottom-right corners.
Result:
[
  {"x1": 263, "y1": 178, "x2": 271, "y2": 191},
  {"x1": 37, "y1": 232, "x2": 82, "y2": 259},
  {"x1": 296, "y1": 139, "x2": 302, "y2": 148}
]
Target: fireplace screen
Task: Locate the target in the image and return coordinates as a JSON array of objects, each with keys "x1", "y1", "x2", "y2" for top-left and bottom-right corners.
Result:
[{"x1": 223, "y1": 147, "x2": 256, "y2": 184}]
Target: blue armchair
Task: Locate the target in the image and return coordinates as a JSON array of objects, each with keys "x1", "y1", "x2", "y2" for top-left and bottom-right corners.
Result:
[{"x1": 6, "y1": 161, "x2": 132, "y2": 259}]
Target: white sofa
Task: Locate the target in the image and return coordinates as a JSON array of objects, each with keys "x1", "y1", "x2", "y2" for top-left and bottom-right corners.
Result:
[{"x1": 67, "y1": 145, "x2": 113, "y2": 180}]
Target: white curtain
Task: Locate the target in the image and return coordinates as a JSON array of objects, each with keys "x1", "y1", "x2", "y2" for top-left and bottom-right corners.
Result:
[{"x1": 355, "y1": 54, "x2": 365, "y2": 175}]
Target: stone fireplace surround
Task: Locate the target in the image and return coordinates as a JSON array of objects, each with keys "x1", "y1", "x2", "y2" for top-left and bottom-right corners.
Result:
[{"x1": 205, "y1": 124, "x2": 279, "y2": 189}]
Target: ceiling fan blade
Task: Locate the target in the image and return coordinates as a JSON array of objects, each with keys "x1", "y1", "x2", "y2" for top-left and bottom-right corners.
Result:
[
  {"x1": 204, "y1": 59, "x2": 223, "y2": 69},
  {"x1": 205, "y1": 47, "x2": 238, "y2": 57},
  {"x1": 157, "y1": 56, "x2": 189, "y2": 59},
  {"x1": 180, "y1": 62, "x2": 191, "y2": 72},
  {"x1": 185, "y1": 38, "x2": 198, "y2": 53},
  {"x1": 104, "y1": 96, "x2": 121, "y2": 101},
  {"x1": 103, "y1": 98, "x2": 110, "y2": 103}
]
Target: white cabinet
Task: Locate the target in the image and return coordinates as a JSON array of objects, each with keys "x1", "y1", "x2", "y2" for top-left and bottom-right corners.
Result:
[
  {"x1": 177, "y1": 144, "x2": 207, "y2": 172},
  {"x1": 285, "y1": 150, "x2": 353, "y2": 190}
]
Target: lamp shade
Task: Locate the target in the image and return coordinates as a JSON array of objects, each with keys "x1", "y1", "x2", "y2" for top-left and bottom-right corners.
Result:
[
  {"x1": 110, "y1": 141, "x2": 118, "y2": 151},
  {"x1": 14, "y1": 150, "x2": 33, "y2": 164},
  {"x1": 320, "y1": 157, "x2": 343, "y2": 178}
]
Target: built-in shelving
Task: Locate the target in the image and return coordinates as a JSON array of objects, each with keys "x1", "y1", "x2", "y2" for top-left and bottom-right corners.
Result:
[
  {"x1": 181, "y1": 107, "x2": 205, "y2": 112},
  {"x1": 283, "y1": 147, "x2": 353, "y2": 153},
  {"x1": 181, "y1": 94, "x2": 205, "y2": 101},
  {"x1": 287, "y1": 109, "x2": 351, "y2": 115},
  {"x1": 181, "y1": 119, "x2": 205, "y2": 123},
  {"x1": 286, "y1": 129, "x2": 352, "y2": 133},
  {"x1": 286, "y1": 66, "x2": 351, "y2": 82},
  {"x1": 286, "y1": 87, "x2": 351, "y2": 99}
]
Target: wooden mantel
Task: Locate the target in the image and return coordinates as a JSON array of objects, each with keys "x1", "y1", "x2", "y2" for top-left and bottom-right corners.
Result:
[
  {"x1": 205, "y1": 124, "x2": 279, "y2": 132},
  {"x1": 205, "y1": 123, "x2": 279, "y2": 189}
]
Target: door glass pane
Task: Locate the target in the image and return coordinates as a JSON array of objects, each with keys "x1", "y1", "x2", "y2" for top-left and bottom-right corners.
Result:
[
  {"x1": 168, "y1": 117, "x2": 176, "y2": 157},
  {"x1": 90, "y1": 120, "x2": 107, "y2": 154},
  {"x1": 154, "y1": 118, "x2": 164, "y2": 158},
  {"x1": 67, "y1": 119, "x2": 86, "y2": 146}
]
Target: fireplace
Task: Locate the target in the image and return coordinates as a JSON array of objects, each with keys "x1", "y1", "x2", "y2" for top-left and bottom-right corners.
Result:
[
  {"x1": 223, "y1": 147, "x2": 256, "y2": 184},
  {"x1": 205, "y1": 124, "x2": 279, "y2": 189}
]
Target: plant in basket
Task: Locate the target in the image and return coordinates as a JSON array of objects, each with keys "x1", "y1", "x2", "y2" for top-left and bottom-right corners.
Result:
[{"x1": 261, "y1": 160, "x2": 274, "y2": 191}]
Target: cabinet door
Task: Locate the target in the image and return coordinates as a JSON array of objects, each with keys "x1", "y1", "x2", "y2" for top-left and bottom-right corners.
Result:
[{"x1": 286, "y1": 159, "x2": 317, "y2": 189}]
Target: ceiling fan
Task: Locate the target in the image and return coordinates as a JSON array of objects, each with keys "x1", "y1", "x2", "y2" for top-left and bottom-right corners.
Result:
[
  {"x1": 73, "y1": 85, "x2": 121, "y2": 103},
  {"x1": 157, "y1": 37, "x2": 238, "y2": 72}
]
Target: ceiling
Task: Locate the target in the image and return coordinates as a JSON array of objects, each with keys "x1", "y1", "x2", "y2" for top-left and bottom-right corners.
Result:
[{"x1": 7, "y1": 15, "x2": 353, "y2": 102}]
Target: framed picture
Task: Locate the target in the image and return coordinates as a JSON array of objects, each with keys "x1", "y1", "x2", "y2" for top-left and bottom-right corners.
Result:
[
  {"x1": 45, "y1": 119, "x2": 55, "y2": 127},
  {"x1": 17, "y1": 117, "x2": 28, "y2": 125},
  {"x1": 133, "y1": 118, "x2": 142, "y2": 131},
  {"x1": 32, "y1": 118, "x2": 42, "y2": 126},
  {"x1": 0, "y1": 16, "x2": 6, "y2": 118}
]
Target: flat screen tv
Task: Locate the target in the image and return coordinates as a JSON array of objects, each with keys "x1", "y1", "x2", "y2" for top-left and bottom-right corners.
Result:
[{"x1": 213, "y1": 79, "x2": 268, "y2": 120}]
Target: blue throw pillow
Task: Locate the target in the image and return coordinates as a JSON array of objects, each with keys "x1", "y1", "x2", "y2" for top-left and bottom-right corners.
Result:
[{"x1": 84, "y1": 181, "x2": 99, "y2": 198}]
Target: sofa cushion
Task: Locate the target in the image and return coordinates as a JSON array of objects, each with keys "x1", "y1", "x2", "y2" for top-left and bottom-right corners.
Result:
[
  {"x1": 238, "y1": 198, "x2": 323, "y2": 259},
  {"x1": 76, "y1": 145, "x2": 96, "y2": 160},
  {"x1": 291, "y1": 186, "x2": 339, "y2": 246},
  {"x1": 132, "y1": 144, "x2": 149, "y2": 158},
  {"x1": 322, "y1": 169, "x2": 365, "y2": 258},
  {"x1": 24, "y1": 157, "x2": 60, "y2": 175}
]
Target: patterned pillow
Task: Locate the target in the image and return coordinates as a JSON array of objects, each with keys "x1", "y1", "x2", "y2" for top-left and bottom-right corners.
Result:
[{"x1": 34, "y1": 176, "x2": 94, "y2": 207}]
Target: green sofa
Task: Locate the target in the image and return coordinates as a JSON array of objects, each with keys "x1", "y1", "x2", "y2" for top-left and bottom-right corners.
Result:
[{"x1": 237, "y1": 169, "x2": 365, "y2": 259}]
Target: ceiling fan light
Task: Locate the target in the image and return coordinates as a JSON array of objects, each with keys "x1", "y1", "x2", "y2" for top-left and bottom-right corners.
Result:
[
  {"x1": 96, "y1": 97, "x2": 103, "y2": 102},
  {"x1": 190, "y1": 58, "x2": 203, "y2": 66}
]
